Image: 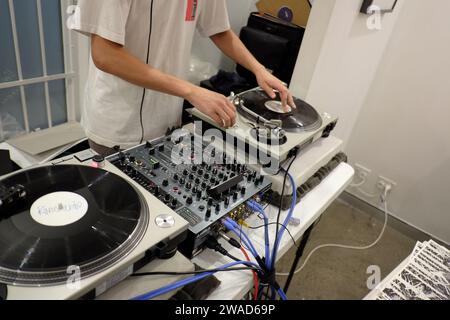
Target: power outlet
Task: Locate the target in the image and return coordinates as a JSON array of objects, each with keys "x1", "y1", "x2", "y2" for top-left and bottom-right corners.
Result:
[
  {"x1": 354, "y1": 163, "x2": 372, "y2": 180},
  {"x1": 376, "y1": 176, "x2": 397, "y2": 193}
]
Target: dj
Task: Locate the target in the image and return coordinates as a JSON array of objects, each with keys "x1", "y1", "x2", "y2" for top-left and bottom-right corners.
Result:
[{"x1": 71, "y1": 0, "x2": 294, "y2": 157}]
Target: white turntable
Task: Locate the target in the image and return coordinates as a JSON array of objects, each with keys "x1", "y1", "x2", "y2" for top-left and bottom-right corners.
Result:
[
  {"x1": 189, "y1": 87, "x2": 338, "y2": 165},
  {"x1": 189, "y1": 87, "x2": 344, "y2": 198},
  {"x1": 0, "y1": 151, "x2": 189, "y2": 300}
]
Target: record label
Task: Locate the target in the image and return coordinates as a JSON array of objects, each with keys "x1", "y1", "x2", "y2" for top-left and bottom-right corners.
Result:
[{"x1": 30, "y1": 191, "x2": 88, "y2": 227}]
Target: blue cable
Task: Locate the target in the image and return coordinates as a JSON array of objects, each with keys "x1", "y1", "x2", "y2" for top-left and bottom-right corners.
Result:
[
  {"x1": 277, "y1": 288, "x2": 288, "y2": 300},
  {"x1": 247, "y1": 200, "x2": 271, "y2": 269},
  {"x1": 131, "y1": 261, "x2": 261, "y2": 300},
  {"x1": 271, "y1": 172, "x2": 297, "y2": 269},
  {"x1": 223, "y1": 217, "x2": 259, "y2": 259}
]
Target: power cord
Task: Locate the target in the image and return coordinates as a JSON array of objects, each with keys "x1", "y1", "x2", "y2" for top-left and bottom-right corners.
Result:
[{"x1": 277, "y1": 184, "x2": 392, "y2": 277}]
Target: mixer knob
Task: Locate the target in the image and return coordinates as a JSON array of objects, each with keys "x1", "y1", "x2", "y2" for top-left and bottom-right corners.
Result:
[
  {"x1": 164, "y1": 194, "x2": 171, "y2": 202},
  {"x1": 207, "y1": 198, "x2": 213, "y2": 206},
  {"x1": 215, "y1": 204, "x2": 221, "y2": 212},
  {"x1": 196, "y1": 191, "x2": 202, "y2": 200},
  {"x1": 224, "y1": 197, "x2": 230, "y2": 207},
  {"x1": 201, "y1": 182, "x2": 207, "y2": 189},
  {"x1": 149, "y1": 148, "x2": 155, "y2": 155},
  {"x1": 179, "y1": 178, "x2": 185, "y2": 185},
  {"x1": 241, "y1": 187, "x2": 246, "y2": 195},
  {"x1": 206, "y1": 208, "x2": 211, "y2": 219},
  {"x1": 171, "y1": 199, "x2": 178, "y2": 208},
  {"x1": 186, "y1": 196, "x2": 193, "y2": 205},
  {"x1": 198, "y1": 169, "x2": 204, "y2": 175},
  {"x1": 162, "y1": 179, "x2": 169, "y2": 187},
  {"x1": 233, "y1": 192, "x2": 239, "y2": 200},
  {"x1": 212, "y1": 168, "x2": 218, "y2": 175},
  {"x1": 183, "y1": 169, "x2": 189, "y2": 176},
  {"x1": 192, "y1": 165, "x2": 198, "y2": 172},
  {"x1": 173, "y1": 174, "x2": 179, "y2": 181},
  {"x1": 154, "y1": 186, "x2": 160, "y2": 196},
  {"x1": 210, "y1": 177, "x2": 216, "y2": 184},
  {"x1": 186, "y1": 182, "x2": 192, "y2": 190},
  {"x1": 195, "y1": 178, "x2": 201, "y2": 185},
  {"x1": 204, "y1": 173, "x2": 210, "y2": 180},
  {"x1": 189, "y1": 174, "x2": 195, "y2": 180},
  {"x1": 158, "y1": 145, "x2": 164, "y2": 152}
]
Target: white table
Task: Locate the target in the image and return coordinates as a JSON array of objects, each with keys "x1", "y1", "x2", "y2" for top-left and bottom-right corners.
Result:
[{"x1": 192, "y1": 162, "x2": 355, "y2": 300}]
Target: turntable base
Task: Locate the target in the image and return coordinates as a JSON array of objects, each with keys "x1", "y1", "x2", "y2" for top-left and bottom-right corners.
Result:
[
  {"x1": 189, "y1": 88, "x2": 338, "y2": 163},
  {"x1": 0, "y1": 154, "x2": 188, "y2": 300}
]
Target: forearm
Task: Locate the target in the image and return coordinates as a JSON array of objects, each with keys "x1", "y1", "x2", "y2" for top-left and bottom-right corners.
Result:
[
  {"x1": 91, "y1": 35, "x2": 195, "y2": 99},
  {"x1": 210, "y1": 30, "x2": 265, "y2": 74}
]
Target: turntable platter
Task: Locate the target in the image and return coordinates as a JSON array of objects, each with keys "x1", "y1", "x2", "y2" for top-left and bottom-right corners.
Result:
[
  {"x1": 237, "y1": 89, "x2": 322, "y2": 132},
  {"x1": 0, "y1": 165, "x2": 148, "y2": 287}
]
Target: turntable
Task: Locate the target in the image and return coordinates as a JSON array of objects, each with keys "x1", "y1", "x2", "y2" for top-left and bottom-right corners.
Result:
[
  {"x1": 0, "y1": 155, "x2": 188, "y2": 300},
  {"x1": 189, "y1": 87, "x2": 338, "y2": 165},
  {"x1": 189, "y1": 87, "x2": 344, "y2": 204}
]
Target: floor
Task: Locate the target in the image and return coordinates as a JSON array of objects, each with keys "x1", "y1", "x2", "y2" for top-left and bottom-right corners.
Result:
[{"x1": 276, "y1": 198, "x2": 419, "y2": 300}]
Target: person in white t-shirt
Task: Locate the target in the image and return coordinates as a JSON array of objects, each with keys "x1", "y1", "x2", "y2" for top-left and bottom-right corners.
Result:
[{"x1": 70, "y1": 0, "x2": 295, "y2": 156}]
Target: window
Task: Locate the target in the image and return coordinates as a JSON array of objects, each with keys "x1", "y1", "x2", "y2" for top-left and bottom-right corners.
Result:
[{"x1": 0, "y1": 0, "x2": 76, "y2": 142}]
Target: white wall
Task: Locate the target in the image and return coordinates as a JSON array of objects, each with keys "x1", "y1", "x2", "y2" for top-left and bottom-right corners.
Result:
[
  {"x1": 345, "y1": 0, "x2": 450, "y2": 244},
  {"x1": 191, "y1": 0, "x2": 257, "y2": 72},
  {"x1": 294, "y1": 0, "x2": 450, "y2": 243},
  {"x1": 290, "y1": 0, "x2": 403, "y2": 145}
]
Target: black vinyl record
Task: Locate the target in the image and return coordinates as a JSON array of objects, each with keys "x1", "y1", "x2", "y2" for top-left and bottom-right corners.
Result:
[
  {"x1": 237, "y1": 89, "x2": 322, "y2": 132},
  {"x1": 0, "y1": 165, "x2": 148, "y2": 287}
]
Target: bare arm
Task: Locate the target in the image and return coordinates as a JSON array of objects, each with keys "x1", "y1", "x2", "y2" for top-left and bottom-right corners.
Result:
[
  {"x1": 210, "y1": 30, "x2": 295, "y2": 110},
  {"x1": 91, "y1": 35, "x2": 236, "y2": 127}
]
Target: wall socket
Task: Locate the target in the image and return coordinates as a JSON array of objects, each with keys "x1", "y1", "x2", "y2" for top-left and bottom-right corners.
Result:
[
  {"x1": 354, "y1": 163, "x2": 372, "y2": 179},
  {"x1": 376, "y1": 176, "x2": 397, "y2": 192}
]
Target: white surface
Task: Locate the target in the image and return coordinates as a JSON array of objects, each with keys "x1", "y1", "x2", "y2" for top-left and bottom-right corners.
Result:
[
  {"x1": 344, "y1": 0, "x2": 450, "y2": 244},
  {"x1": 7, "y1": 122, "x2": 85, "y2": 156},
  {"x1": 0, "y1": 138, "x2": 87, "y2": 170},
  {"x1": 192, "y1": 162, "x2": 354, "y2": 300},
  {"x1": 97, "y1": 252, "x2": 195, "y2": 300}
]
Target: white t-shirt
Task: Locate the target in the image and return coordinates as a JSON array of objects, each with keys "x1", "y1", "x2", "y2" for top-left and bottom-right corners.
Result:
[{"x1": 70, "y1": 0, "x2": 230, "y2": 148}]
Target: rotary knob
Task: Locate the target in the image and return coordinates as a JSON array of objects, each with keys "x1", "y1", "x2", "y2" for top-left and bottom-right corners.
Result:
[{"x1": 162, "y1": 179, "x2": 169, "y2": 187}]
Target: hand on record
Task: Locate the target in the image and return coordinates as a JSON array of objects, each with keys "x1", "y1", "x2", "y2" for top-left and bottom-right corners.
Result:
[
  {"x1": 186, "y1": 86, "x2": 236, "y2": 128},
  {"x1": 255, "y1": 68, "x2": 296, "y2": 112}
]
